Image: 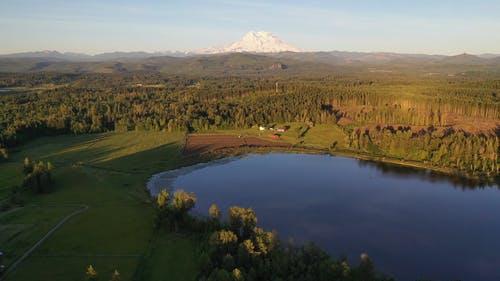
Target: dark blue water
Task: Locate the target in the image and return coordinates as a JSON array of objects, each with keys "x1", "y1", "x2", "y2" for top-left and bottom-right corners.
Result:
[{"x1": 150, "y1": 153, "x2": 500, "y2": 281}]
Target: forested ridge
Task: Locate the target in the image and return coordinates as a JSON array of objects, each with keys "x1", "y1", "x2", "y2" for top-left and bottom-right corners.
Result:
[{"x1": 0, "y1": 72, "x2": 498, "y2": 177}]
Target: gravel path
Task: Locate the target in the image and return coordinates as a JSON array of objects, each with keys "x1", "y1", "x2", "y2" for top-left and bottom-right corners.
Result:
[{"x1": 1, "y1": 204, "x2": 89, "y2": 280}]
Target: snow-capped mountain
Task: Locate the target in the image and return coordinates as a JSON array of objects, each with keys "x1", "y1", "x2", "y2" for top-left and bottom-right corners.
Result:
[{"x1": 196, "y1": 31, "x2": 301, "y2": 54}]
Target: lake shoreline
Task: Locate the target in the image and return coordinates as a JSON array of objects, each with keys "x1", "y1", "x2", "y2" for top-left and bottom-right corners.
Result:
[
  {"x1": 180, "y1": 133, "x2": 498, "y2": 184},
  {"x1": 147, "y1": 149, "x2": 497, "y2": 198},
  {"x1": 182, "y1": 144, "x2": 497, "y2": 185}
]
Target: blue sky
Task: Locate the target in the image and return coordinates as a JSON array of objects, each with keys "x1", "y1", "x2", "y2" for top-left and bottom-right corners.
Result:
[{"x1": 1, "y1": 0, "x2": 499, "y2": 55}]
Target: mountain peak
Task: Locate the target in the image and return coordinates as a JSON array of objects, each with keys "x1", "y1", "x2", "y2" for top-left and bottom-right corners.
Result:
[
  {"x1": 242, "y1": 31, "x2": 274, "y2": 40},
  {"x1": 196, "y1": 31, "x2": 301, "y2": 54}
]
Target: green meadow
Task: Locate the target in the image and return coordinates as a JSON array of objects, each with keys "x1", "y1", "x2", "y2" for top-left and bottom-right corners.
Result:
[{"x1": 0, "y1": 131, "x2": 201, "y2": 281}]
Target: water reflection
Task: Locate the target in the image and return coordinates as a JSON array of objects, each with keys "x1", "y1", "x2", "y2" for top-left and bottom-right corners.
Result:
[{"x1": 356, "y1": 159, "x2": 499, "y2": 190}]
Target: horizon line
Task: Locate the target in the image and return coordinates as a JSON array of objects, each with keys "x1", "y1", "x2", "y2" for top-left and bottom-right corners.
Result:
[{"x1": 0, "y1": 49, "x2": 498, "y2": 57}]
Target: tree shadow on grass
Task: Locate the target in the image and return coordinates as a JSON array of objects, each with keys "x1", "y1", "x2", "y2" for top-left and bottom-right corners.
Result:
[
  {"x1": 17, "y1": 133, "x2": 184, "y2": 176},
  {"x1": 3, "y1": 132, "x2": 186, "y2": 203},
  {"x1": 89, "y1": 141, "x2": 184, "y2": 175}
]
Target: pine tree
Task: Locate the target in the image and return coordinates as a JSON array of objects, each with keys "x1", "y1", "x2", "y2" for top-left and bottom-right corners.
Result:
[
  {"x1": 85, "y1": 264, "x2": 98, "y2": 281},
  {"x1": 209, "y1": 204, "x2": 221, "y2": 220},
  {"x1": 109, "y1": 269, "x2": 120, "y2": 281},
  {"x1": 157, "y1": 189, "x2": 169, "y2": 208},
  {"x1": 0, "y1": 147, "x2": 8, "y2": 160},
  {"x1": 23, "y1": 157, "x2": 32, "y2": 174}
]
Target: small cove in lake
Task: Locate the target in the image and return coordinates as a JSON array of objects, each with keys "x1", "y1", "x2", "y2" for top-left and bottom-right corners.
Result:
[{"x1": 148, "y1": 153, "x2": 500, "y2": 281}]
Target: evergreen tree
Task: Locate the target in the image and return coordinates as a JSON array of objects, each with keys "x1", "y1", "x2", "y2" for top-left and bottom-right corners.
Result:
[
  {"x1": 109, "y1": 269, "x2": 120, "y2": 281},
  {"x1": 85, "y1": 265, "x2": 98, "y2": 281}
]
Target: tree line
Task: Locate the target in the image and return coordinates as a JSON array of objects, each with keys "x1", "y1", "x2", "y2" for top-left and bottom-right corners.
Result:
[{"x1": 347, "y1": 125, "x2": 498, "y2": 176}]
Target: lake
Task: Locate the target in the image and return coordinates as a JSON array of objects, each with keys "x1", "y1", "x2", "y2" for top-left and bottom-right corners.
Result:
[{"x1": 148, "y1": 153, "x2": 500, "y2": 281}]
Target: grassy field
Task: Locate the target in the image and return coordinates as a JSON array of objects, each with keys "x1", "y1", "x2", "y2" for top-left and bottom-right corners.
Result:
[
  {"x1": 135, "y1": 231, "x2": 202, "y2": 281},
  {"x1": 0, "y1": 131, "x2": 202, "y2": 281},
  {"x1": 196, "y1": 122, "x2": 348, "y2": 149}
]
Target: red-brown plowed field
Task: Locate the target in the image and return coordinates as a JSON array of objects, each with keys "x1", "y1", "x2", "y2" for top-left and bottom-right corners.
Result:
[{"x1": 184, "y1": 134, "x2": 291, "y2": 155}]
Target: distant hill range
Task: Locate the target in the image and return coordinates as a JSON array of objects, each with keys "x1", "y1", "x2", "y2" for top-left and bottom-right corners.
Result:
[
  {"x1": 0, "y1": 31, "x2": 499, "y2": 75},
  {"x1": 0, "y1": 50, "x2": 190, "y2": 61}
]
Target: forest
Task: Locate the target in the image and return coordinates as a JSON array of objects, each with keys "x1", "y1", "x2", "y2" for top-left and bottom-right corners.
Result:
[{"x1": 0, "y1": 71, "x2": 498, "y2": 177}]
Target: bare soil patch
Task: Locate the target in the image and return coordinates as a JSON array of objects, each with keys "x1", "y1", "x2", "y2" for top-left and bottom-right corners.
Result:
[{"x1": 184, "y1": 134, "x2": 291, "y2": 155}]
